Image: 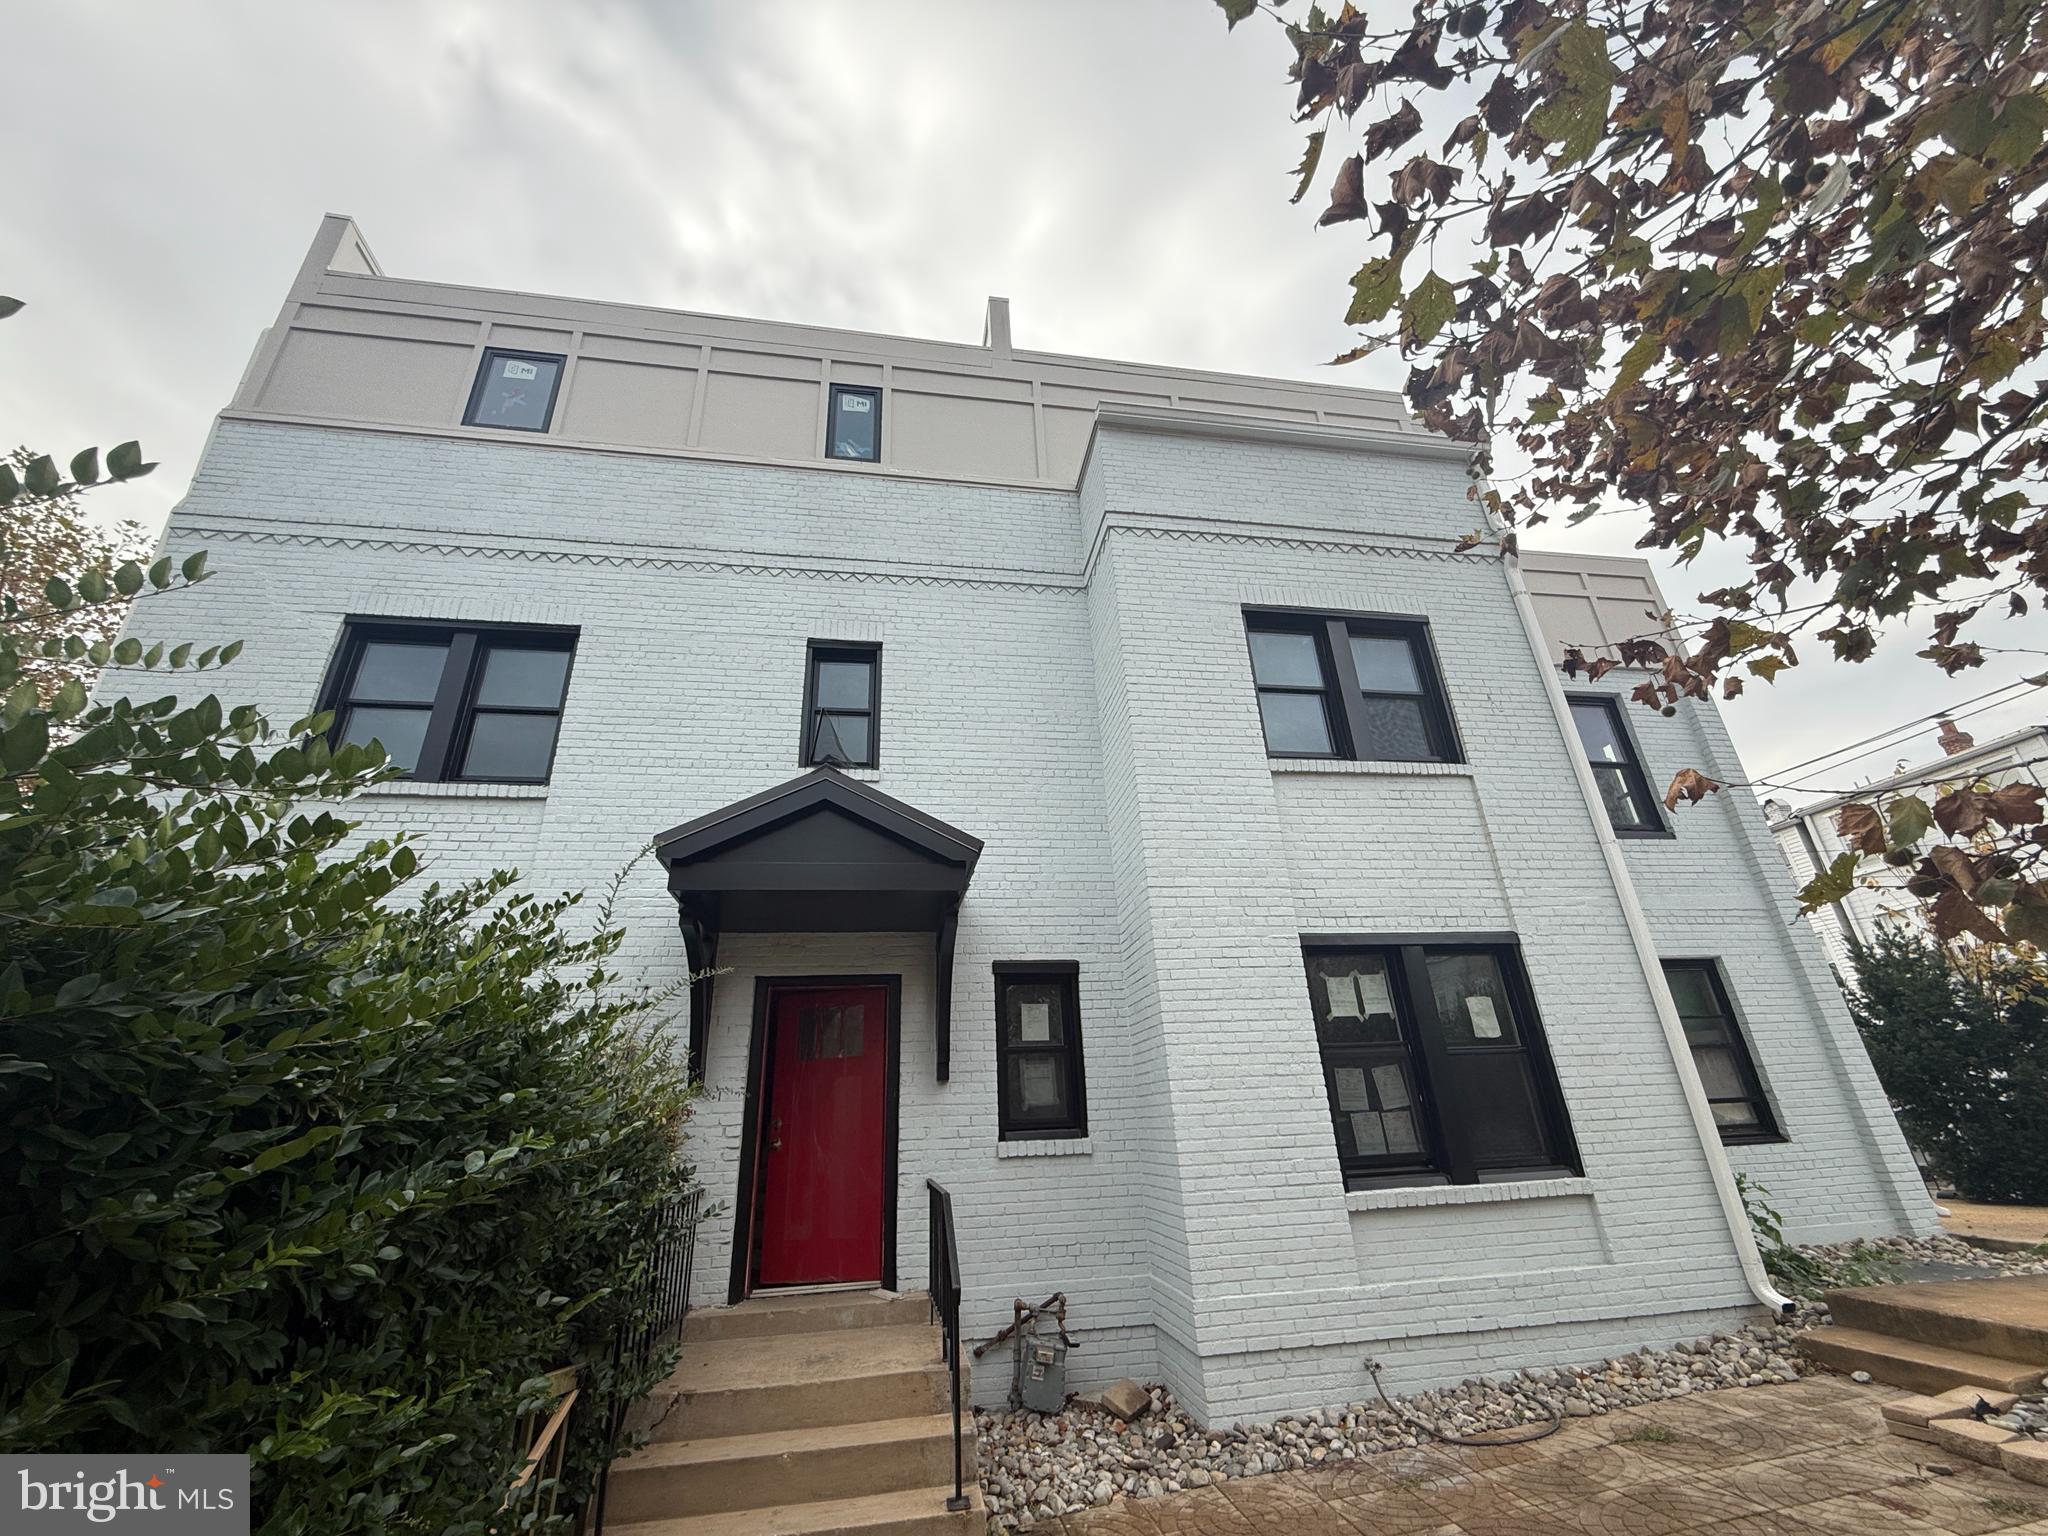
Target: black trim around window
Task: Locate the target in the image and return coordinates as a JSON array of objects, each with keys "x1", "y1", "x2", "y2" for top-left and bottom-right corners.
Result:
[
  {"x1": 1245, "y1": 609, "x2": 1461, "y2": 764},
  {"x1": 993, "y1": 962, "x2": 1088, "y2": 1140},
  {"x1": 826, "y1": 384, "x2": 882, "y2": 462},
  {"x1": 462, "y1": 348, "x2": 564, "y2": 433},
  {"x1": 800, "y1": 640, "x2": 881, "y2": 769},
  {"x1": 1301, "y1": 935, "x2": 1578, "y2": 1188},
  {"x1": 1567, "y1": 693, "x2": 1669, "y2": 837},
  {"x1": 1661, "y1": 959, "x2": 1783, "y2": 1144},
  {"x1": 317, "y1": 617, "x2": 578, "y2": 785}
]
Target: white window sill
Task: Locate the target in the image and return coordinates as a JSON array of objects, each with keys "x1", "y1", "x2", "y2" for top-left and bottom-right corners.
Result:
[
  {"x1": 998, "y1": 1137, "x2": 1092, "y2": 1159},
  {"x1": 1271, "y1": 759, "x2": 1475, "y2": 778},
  {"x1": 360, "y1": 780, "x2": 550, "y2": 800},
  {"x1": 1346, "y1": 1176, "x2": 1592, "y2": 1212}
]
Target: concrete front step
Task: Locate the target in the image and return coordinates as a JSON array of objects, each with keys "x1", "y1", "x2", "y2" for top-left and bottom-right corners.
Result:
[
  {"x1": 1799, "y1": 1325, "x2": 2043, "y2": 1396},
  {"x1": 684, "y1": 1290, "x2": 933, "y2": 1345},
  {"x1": 647, "y1": 1323, "x2": 958, "y2": 1439},
  {"x1": 1825, "y1": 1277, "x2": 2048, "y2": 1365},
  {"x1": 606, "y1": 1484, "x2": 982, "y2": 1536},
  {"x1": 606, "y1": 1414, "x2": 969, "y2": 1521}
]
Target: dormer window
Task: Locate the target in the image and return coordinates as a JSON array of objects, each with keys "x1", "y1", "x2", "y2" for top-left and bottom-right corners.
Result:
[
  {"x1": 827, "y1": 385, "x2": 881, "y2": 462},
  {"x1": 464, "y1": 349, "x2": 563, "y2": 432}
]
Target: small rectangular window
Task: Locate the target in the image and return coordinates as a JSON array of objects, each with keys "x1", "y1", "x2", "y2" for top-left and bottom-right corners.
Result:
[
  {"x1": 827, "y1": 384, "x2": 881, "y2": 462},
  {"x1": 464, "y1": 349, "x2": 564, "y2": 432},
  {"x1": 1569, "y1": 695, "x2": 1666, "y2": 835},
  {"x1": 1661, "y1": 960, "x2": 1781, "y2": 1142},
  {"x1": 322, "y1": 619, "x2": 576, "y2": 784},
  {"x1": 1245, "y1": 612, "x2": 1460, "y2": 764},
  {"x1": 1304, "y1": 940, "x2": 1577, "y2": 1187},
  {"x1": 994, "y1": 963, "x2": 1088, "y2": 1139},
  {"x1": 802, "y1": 641, "x2": 880, "y2": 768}
]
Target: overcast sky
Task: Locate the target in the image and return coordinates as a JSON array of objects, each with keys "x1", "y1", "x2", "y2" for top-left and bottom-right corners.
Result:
[{"x1": 3, "y1": 0, "x2": 2041, "y2": 803}]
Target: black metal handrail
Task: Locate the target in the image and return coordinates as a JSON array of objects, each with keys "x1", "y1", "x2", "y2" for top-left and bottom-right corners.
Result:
[
  {"x1": 926, "y1": 1178, "x2": 970, "y2": 1514},
  {"x1": 590, "y1": 1185, "x2": 703, "y2": 1533}
]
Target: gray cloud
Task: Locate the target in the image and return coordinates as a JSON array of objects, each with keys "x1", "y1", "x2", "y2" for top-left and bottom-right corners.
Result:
[{"x1": 1, "y1": 0, "x2": 2038, "y2": 798}]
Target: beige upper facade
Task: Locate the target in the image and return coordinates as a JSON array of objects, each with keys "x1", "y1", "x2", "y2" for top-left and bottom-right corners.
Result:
[{"x1": 228, "y1": 214, "x2": 1467, "y2": 492}]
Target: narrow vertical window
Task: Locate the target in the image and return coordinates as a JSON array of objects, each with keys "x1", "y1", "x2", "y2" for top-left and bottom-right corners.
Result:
[
  {"x1": 1662, "y1": 960, "x2": 1781, "y2": 1142},
  {"x1": 464, "y1": 349, "x2": 564, "y2": 432},
  {"x1": 802, "y1": 641, "x2": 880, "y2": 768},
  {"x1": 826, "y1": 384, "x2": 881, "y2": 462},
  {"x1": 994, "y1": 963, "x2": 1088, "y2": 1139},
  {"x1": 1568, "y1": 695, "x2": 1665, "y2": 834},
  {"x1": 1347, "y1": 631, "x2": 1443, "y2": 762},
  {"x1": 1247, "y1": 626, "x2": 1337, "y2": 757}
]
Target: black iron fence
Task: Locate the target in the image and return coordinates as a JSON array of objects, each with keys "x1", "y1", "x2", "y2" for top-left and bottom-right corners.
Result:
[{"x1": 926, "y1": 1178, "x2": 970, "y2": 1514}]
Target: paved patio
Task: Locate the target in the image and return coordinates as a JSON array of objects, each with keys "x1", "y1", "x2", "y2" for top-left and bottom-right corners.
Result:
[{"x1": 1038, "y1": 1376, "x2": 2048, "y2": 1535}]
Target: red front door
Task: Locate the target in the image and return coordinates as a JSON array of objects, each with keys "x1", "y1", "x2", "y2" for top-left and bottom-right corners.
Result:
[{"x1": 754, "y1": 984, "x2": 890, "y2": 1289}]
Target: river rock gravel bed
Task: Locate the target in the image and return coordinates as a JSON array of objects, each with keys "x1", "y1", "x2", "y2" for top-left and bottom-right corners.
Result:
[{"x1": 1802, "y1": 1229, "x2": 2048, "y2": 1275}]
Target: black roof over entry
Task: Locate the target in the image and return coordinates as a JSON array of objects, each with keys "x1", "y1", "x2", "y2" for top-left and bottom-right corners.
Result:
[{"x1": 653, "y1": 768, "x2": 983, "y2": 1082}]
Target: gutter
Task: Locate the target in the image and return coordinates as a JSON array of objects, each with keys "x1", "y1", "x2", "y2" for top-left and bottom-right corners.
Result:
[{"x1": 1495, "y1": 540, "x2": 1796, "y2": 1316}]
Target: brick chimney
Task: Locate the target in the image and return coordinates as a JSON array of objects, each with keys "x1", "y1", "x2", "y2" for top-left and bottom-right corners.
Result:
[{"x1": 1936, "y1": 717, "x2": 1975, "y2": 756}]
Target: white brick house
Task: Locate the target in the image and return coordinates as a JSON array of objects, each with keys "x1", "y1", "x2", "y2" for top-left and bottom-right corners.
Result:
[{"x1": 137, "y1": 216, "x2": 1933, "y2": 1423}]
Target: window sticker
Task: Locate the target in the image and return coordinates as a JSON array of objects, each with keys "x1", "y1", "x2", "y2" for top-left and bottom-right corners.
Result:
[
  {"x1": 1334, "y1": 1066, "x2": 1369, "y2": 1111},
  {"x1": 501, "y1": 359, "x2": 539, "y2": 381},
  {"x1": 1350, "y1": 1112, "x2": 1388, "y2": 1156},
  {"x1": 840, "y1": 393, "x2": 872, "y2": 413},
  {"x1": 1384, "y1": 1112, "x2": 1422, "y2": 1154},
  {"x1": 1372, "y1": 1062, "x2": 1410, "y2": 1109},
  {"x1": 1324, "y1": 974, "x2": 1362, "y2": 1019},
  {"x1": 1019, "y1": 1000, "x2": 1052, "y2": 1043},
  {"x1": 1357, "y1": 969, "x2": 1393, "y2": 1016},
  {"x1": 1466, "y1": 994, "x2": 1502, "y2": 1038}
]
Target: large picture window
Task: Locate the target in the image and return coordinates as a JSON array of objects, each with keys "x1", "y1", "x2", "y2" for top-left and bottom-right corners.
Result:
[
  {"x1": 994, "y1": 963, "x2": 1088, "y2": 1139},
  {"x1": 1662, "y1": 960, "x2": 1781, "y2": 1142},
  {"x1": 1245, "y1": 611, "x2": 1460, "y2": 763},
  {"x1": 1303, "y1": 939, "x2": 1577, "y2": 1187},
  {"x1": 320, "y1": 619, "x2": 577, "y2": 784}
]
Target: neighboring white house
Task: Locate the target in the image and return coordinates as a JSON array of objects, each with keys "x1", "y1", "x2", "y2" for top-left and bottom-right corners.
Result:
[
  {"x1": 131, "y1": 215, "x2": 1933, "y2": 1423},
  {"x1": 1766, "y1": 720, "x2": 2048, "y2": 975}
]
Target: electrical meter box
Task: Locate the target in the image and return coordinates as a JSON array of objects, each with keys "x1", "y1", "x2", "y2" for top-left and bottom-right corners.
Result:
[{"x1": 1019, "y1": 1335, "x2": 1068, "y2": 1412}]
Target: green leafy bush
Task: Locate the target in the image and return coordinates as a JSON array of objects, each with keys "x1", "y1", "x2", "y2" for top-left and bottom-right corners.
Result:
[
  {"x1": 1849, "y1": 927, "x2": 2048, "y2": 1205},
  {"x1": 1737, "y1": 1175, "x2": 1899, "y2": 1298},
  {"x1": 2, "y1": 416, "x2": 696, "y2": 1530}
]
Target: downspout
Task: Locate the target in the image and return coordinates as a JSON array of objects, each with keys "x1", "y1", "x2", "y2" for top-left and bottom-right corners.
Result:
[{"x1": 1494, "y1": 540, "x2": 1796, "y2": 1316}]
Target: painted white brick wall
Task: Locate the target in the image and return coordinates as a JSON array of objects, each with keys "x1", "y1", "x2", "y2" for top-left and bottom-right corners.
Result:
[{"x1": 133, "y1": 415, "x2": 1925, "y2": 1423}]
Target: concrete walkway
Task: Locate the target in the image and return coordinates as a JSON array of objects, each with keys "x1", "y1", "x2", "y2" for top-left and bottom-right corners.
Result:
[
  {"x1": 1038, "y1": 1376, "x2": 2047, "y2": 1535},
  {"x1": 1946, "y1": 1202, "x2": 2048, "y2": 1250}
]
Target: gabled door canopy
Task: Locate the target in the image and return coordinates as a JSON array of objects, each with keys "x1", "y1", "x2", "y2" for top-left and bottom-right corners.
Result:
[{"x1": 653, "y1": 768, "x2": 982, "y2": 1082}]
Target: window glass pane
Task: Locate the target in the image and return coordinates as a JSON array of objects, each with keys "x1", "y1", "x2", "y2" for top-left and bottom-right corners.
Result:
[
  {"x1": 1249, "y1": 630, "x2": 1326, "y2": 688},
  {"x1": 1258, "y1": 691, "x2": 1334, "y2": 755},
  {"x1": 1711, "y1": 1098, "x2": 1760, "y2": 1129},
  {"x1": 828, "y1": 388, "x2": 880, "y2": 461},
  {"x1": 1682, "y1": 1016, "x2": 1730, "y2": 1050},
  {"x1": 1003, "y1": 981, "x2": 1066, "y2": 1047},
  {"x1": 1356, "y1": 695, "x2": 1433, "y2": 760},
  {"x1": 814, "y1": 659, "x2": 872, "y2": 710},
  {"x1": 1007, "y1": 1054, "x2": 1069, "y2": 1119},
  {"x1": 461, "y1": 710, "x2": 560, "y2": 781},
  {"x1": 1458, "y1": 1053, "x2": 1550, "y2": 1167},
  {"x1": 470, "y1": 353, "x2": 561, "y2": 431},
  {"x1": 1593, "y1": 764, "x2": 1652, "y2": 830},
  {"x1": 1570, "y1": 699, "x2": 1629, "y2": 763},
  {"x1": 1690, "y1": 1044, "x2": 1748, "y2": 1101},
  {"x1": 340, "y1": 705, "x2": 431, "y2": 773},
  {"x1": 1349, "y1": 634, "x2": 1424, "y2": 693},
  {"x1": 1426, "y1": 951, "x2": 1521, "y2": 1048},
  {"x1": 476, "y1": 646, "x2": 570, "y2": 708},
  {"x1": 352, "y1": 641, "x2": 448, "y2": 704},
  {"x1": 1330, "y1": 1057, "x2": 1426, "y2": 1161},
  {"x1": 810, "y1": 712, "x2": 872, "y2": 766},
  {"x1": 1306, "y1": 953, "x2": 1402, "y2": 1044},
  {"x1": 1663, "y1": 965, "x2": 1720, "y2": 1019}
]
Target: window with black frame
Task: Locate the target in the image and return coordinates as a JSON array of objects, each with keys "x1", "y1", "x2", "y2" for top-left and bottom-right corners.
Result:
[
  {"x1": 323, "y1": 620, "x2": 576, "y2": 784},
  {"x1": 994, "y1": 963, "x2": 1088, "y2": 1139},
  {"x1": 801, "y1": 641, "x2": 879, "y2": 768},
  {"x1": 1569, "y1": 695, "x2": 1665, "y2": 835},
  {"x1": 463, "y1": 349, "x2": 564, "y2": 433},
  {"x1": 1245, "y1": 612, "x2": 1459, "y2": 763},
  {"x1": 1304, "y1": 941, "x2": 1577, "y2": 1187},
  {"x1": 827, "y1": 384, "x2": 881, "y2": 461},
  {"x1": 1662, "y1": 960, "x2": 1781, "y2": 1142}
]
